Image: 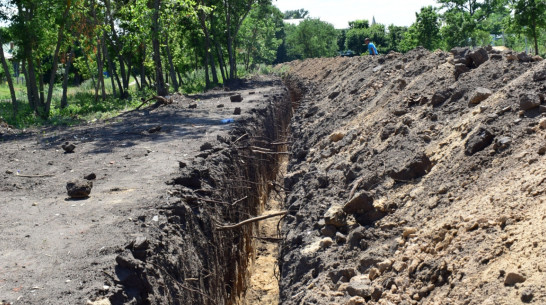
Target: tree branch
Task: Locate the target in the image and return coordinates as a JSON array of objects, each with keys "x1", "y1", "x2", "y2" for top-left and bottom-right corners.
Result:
[{"x1": 216, "y1": 211, "x2": 287, "y2": 231}]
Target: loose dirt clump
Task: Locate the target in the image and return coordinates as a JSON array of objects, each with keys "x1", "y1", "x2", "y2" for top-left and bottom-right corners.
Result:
[{"x1": 280, "y1": 47, "x2": 546, "y2": 305}]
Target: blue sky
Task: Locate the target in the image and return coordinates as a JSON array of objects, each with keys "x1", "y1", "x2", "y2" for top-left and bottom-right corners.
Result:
[{"x1": 273, "y1": 0, "x2": 440, "y2": 29}]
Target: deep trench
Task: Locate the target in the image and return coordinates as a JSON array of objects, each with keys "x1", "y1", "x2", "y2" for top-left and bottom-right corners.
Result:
[{"x1": 109, "y1": 82, "x2": 298, "y2": 305}]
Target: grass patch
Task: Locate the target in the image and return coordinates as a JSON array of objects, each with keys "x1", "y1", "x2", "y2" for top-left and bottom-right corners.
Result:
[{"x1": 0, "y1": 77, "x2": 146, "y2": 128}]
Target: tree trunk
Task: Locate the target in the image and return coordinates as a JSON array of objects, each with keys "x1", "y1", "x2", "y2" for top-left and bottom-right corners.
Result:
[
  {"x1": 112, "y1": 56, "x2": 124, "y2": 97},
  {"x1": 225, "y1": 4, "x2": 236, "y2": 80},
  {"x1": 210, "y1": 11, "x2": 223, "y2": 83},
  {"x1": 0, "y1": 36, "x2": 18, "y2": 117},
  {"x1": 198, "y1": 2, "x2": 218, "y2": 85},
  {"x1": 140, "y1": 44, "x2": 147, "y2": 89},
  {"x1": 164, "y1": 35, "x2": 179, "y2": 91},
  {"x1": 151, "y1": 0, "x2": 168, "y2": 96},
  {"x1": 95, "y1": 38, "x2": 106, "y2": 101},
  {"x1": 44, "y1": 1, "x2": 71, "y2": 117},
  {"x1": 85, "y1": 53, "x2": 96, "y2": 90},
  {"x1": 103, "y1": 40, "x2": 116, "y2": 97},
  {"x1": 214, "y1": 39, "x2": 227, "y2": 83},
  {"x1": 21, "y1": 62, "x2": 34, "y2": 110},
  {"x1": 38, "y1": 63, "x2": 45, "y2": 110},
  {"x1": 132, "y1": 70, "x2": 141, "y2": 90},
  {"x1": 105, "y1": 0, "x2": 128, "y2": 98},
  {"x1": 532, "y1": 23, "x2": 539, "y2": 56},
  {"x1": 203, "y1": 46, "x2": 210, "y2": 88},
  {"x1": 61, "y1": 47, "x2": 74, "y2": 109},
  {"x1": 177, "y1": 70, "x2": 183, "y2": 86},
  {"x1": 121, "y1": 55, "x2": 131, "y2": 92}
]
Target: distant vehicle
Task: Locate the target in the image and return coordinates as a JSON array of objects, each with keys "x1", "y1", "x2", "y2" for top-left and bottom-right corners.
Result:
[{"x1": 339, "y1": 50, "x2": 357, "y2": 57}]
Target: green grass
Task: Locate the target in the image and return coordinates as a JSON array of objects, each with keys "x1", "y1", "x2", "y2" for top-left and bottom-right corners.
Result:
[{"x1": 0, "y1": 77, "x2": 145, "y2": 128}]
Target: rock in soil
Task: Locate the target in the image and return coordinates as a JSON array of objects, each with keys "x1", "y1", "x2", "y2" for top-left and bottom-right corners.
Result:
[
  {"x1": 61, "y1": 142, "x2": 76, "y2": 153},
  {"x1": 521, "y1": 287, "x2": 534, "y2": 303},
  {"x1": 230, "y1": 94, "x2": 243, "y2": 102},
  {"x1": 469, "y1": 87, "x2": 493, "y2": 105},
  {"x1": 147, "y1": 126, "x2": 161, "y2": 133},
  {"x1": 519, "y1": 93, "x2": 541, "y2": 110},
  {"x1": 84, "y1": 173, "x2": 97, "y2": 180},
  {"x1": 504, "y1": 272, "x2": 526, "y2": 286},
  {"x1": 465, "y1": 127, "x2": 495, "y2": 155},
  {"x1": 66, "y1": 180, "x2": 93, "y2": 198}
]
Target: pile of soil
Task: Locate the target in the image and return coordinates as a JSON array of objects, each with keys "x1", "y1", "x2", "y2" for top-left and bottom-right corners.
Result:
[{"x1": 280, "y1": 47, "x2": 546, "y2": 305}]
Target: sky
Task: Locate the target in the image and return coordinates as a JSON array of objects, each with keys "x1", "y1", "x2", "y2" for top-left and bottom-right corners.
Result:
[{"x1": 273, "y1": 0, "x2": 440, "y2": 29}]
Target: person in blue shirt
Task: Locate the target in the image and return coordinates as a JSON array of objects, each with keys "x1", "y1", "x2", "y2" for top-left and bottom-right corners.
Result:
[{"x1": 365, "y1": 38, "x2": 378, "y2": 55}]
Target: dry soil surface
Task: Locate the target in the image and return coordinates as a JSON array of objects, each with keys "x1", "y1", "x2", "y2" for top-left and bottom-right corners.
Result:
[{"x1": 0, "y1": 77, "x2": 283, "y2": 305}]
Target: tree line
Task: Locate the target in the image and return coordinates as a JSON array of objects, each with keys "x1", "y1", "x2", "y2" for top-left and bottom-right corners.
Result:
[
  {"x1": 0, "y1": 0, "x2": 545, "y2": 121},
  {"x1": 0, "y1": 0, "x2": 285, "y2": 119},
  {"x1": 337, "y1": 0, "x2": 546, "y2": 56}
]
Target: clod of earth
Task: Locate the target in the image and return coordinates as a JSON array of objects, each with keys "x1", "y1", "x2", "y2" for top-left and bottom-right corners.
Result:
[
  {"x1": 465, "y1": 127, "x2": 495, "y2": 155},
  {"x1": 469, "y1": 87, "x2": 493, "y2": 105},
  {"x1": 504, "y1": 272, "x2": 526, "y2": 286},
  {"x1": 84, "y1": 173, "x2": 96, "y2": 180},
  {"x1": 66, "y1": 180, "x2": 92, "y2": 198},
  {"x1": 61, "y1": 142, "x2": 76, "y2": 153},
  {"x1": 519, "y1": 93, "x2": 541, "y2": 110},
  {"x1": 230, "y1": 94, "x2": 243, "y2": 102}
]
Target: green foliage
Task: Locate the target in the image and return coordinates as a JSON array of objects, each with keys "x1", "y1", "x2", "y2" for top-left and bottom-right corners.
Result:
[
  {"x1": 337, "y1": 29, "x2": 347, "y2": 51},
  {"x1": 349, "y1": 20, "x2": 370, "y2": 29},
  {"x1": 509, "y1": 0, "x2": 546, "y2": 55},
  {"x1": 285, "y1": 18, "x2": 339, "y2": 59},
  {"x1": 283, "y1": 9, "x2": 308, "y2": 19},
  {"x1": 386, "y1": 25, "x2": 408, "y2": 52},
  {"x1": 238, "y1": 3, "x2": 283, "y2": 70},
  {"x1": 400, "y1": 6, "x2": 441, "y2": 51},
  {"x1": 437, "y1": 0, "x2": 506, "y2": 48},
  {"x1": 345, "y1": 21, "x2": 387, "y2": 54}
]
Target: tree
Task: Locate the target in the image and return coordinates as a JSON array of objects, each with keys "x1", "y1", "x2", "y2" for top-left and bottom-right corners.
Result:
[
  {"x1": 283, "y1": 8, "x2": 308, "y2": 19},
  {"x1": 345, "y1": 20, "x2": 369, "y2": 54},
  {"x1": 437, "y1": 0, "x2": 505, "y2": 48},
  {"x1": 222, "y1": 0, "x2": 271, "y2": 80},
  {"x1": 510, "y1": 0, "x2": 546, "y2": 55},
  {"x1": 386, "y1": 25, "x2": 408, "y2": 52},
  {"x1": 414, "y1": 6, "x2": 441, "y2": 50},
  {"x1": 285, "y1": 18, "x2": 338, "y2": 59},
  {"x1": 238, "y1": 3, "x2": 282, "y2": 70},
  {"x1": 345, "y1": 20, "x2": 387, "y2": 55},
  {"x1": 0, "y1": 27, "x2": 17, "y2": 117}
]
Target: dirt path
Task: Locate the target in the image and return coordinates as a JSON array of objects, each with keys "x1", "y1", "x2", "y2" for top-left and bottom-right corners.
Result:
[{"x1": 0, "y1": 78, "x2": 281, "y2": 304}]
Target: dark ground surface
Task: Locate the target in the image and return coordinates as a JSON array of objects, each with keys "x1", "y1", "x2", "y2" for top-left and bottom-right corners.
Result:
[{"x1": 0, "y1": 77, "x2": 284, "y2": 305}]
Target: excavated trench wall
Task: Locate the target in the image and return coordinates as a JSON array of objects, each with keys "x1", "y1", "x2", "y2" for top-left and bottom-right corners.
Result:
[{"x1": 109, "y1": 84, "x2": 293, "y2": 305}]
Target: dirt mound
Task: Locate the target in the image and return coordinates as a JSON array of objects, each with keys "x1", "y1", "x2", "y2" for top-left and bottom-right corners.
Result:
[{"x1": 280, "y1": 47, "x2": 546, "y2": 305}]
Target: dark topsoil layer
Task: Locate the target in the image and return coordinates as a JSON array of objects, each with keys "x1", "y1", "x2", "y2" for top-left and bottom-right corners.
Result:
[{"x1": 279, "y1": 47, "x2": 546, "y2": 305}]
